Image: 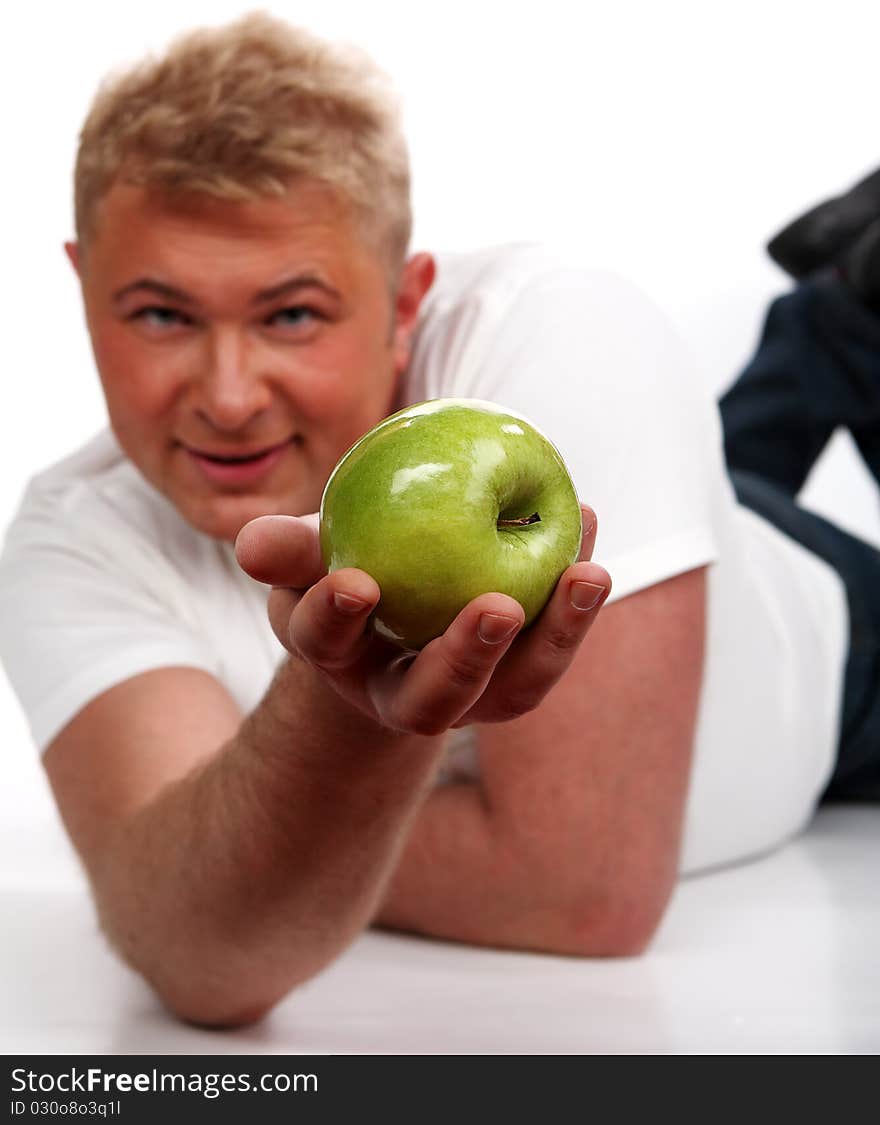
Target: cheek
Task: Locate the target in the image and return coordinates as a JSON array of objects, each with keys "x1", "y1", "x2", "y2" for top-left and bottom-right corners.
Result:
[
  {"x1": 295, "y1": 329, "x2": 396, "y2": 427},
  {"x1": 91, "y1": 326, "x2": 182, "y2": 424}
]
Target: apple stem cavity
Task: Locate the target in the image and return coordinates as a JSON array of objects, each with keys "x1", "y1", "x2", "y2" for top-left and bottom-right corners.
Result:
[{"x1": 497, "y1": 512, "x2": 541, "y2": 528}]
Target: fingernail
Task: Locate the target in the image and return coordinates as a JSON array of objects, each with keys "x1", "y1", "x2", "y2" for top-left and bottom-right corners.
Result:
[
  {"x1": 478, "y1": 613, "x2": 519, "y2": 644},
  {"x1": 570, "y1": 581, "x2": 605, "y2": 611},
  {"x1": 334, "y1": 591, "x2": 369, "y2": 615}
]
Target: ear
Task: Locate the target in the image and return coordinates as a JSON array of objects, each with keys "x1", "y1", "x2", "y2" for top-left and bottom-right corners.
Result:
[
  {"x1": 391, "y1": 252, "x2": 436, "y2": 375},
  {"x1": 64, "y1": 241, "x2": 81, "y2": 278}
]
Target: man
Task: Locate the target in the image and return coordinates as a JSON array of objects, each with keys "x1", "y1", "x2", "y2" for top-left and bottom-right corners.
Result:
[{"x1": 0, "y1": 14, "x2": 868, "y2": 1027}]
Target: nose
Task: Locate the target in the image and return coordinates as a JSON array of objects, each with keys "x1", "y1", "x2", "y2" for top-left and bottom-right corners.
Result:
[{"x1": 195, "y1": 325, "x2": 272, "y2": 432}]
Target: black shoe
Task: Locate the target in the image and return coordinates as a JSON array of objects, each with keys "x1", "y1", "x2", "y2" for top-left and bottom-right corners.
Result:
[
  {"x1": 842, "y1": 217, "x2": 880, "y2": 314},
  {"x1": 767, "y1": 167, "x2": 880, "y2": 280}
]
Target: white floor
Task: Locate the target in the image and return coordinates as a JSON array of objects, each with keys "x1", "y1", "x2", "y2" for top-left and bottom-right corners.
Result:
[{"x1": 2, "y1": 786, "x2": 877, "y2": 1054}]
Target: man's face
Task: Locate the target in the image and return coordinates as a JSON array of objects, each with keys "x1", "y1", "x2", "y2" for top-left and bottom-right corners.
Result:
[{"x1": 71, "y1": 180, "x2": 434, "y2": 541}]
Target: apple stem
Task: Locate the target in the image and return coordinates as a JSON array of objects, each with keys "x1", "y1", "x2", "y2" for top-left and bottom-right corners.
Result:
[{"x1": 497, "y1": 512, "x2": 541, "y2": 528}]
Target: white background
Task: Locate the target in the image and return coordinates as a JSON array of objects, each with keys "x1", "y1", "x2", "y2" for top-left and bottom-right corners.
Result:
[{"x1": 2, "y1": 0, "x2": 879, "y2": 822}]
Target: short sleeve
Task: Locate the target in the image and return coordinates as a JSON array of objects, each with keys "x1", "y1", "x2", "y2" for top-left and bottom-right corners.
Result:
[
  {"x1": 460, "y1": 261, "x2": 724, "y2": 602},
  {"x1": 0, "y1": 501, "x2": 218, "y2": 753}
]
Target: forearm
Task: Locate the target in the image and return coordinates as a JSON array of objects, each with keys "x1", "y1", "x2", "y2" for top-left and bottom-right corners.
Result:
[
  {"x1": 373, "y1": 780, "x2": 516, "y2": 944},
  {"x1": 92, "y1": 658, "x2": 443, "y2": 1025},
  {"x1": 374, "y1": 778, "x2": 665, "y2": 958},
  {"x1": 373, "y1": 780, "x2": 587, "y2": 954}
]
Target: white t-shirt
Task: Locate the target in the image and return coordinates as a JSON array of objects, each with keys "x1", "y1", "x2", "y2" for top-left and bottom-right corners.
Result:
[{"x1": 0, "y1": 244, "x2": 848, "y2": 874}]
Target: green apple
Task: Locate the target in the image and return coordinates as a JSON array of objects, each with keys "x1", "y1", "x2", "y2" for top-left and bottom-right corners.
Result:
[{"x1": 319, "y1": 398, "x2": 582, "y2": 650}]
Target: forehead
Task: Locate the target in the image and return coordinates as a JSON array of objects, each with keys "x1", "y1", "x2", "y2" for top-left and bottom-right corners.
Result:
[{"x1": 85, "y1": 179, "x2": 381, "y2": 292}]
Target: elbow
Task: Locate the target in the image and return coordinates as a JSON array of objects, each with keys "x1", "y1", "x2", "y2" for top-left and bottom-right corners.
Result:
[
  {"x1": 162, "y1": 990, "x2": 274, "y2": 1031},
  {"x1": 89, "y1": 869, "x2": 334, "y2": 1030},
  {"x1": 569, "y1": 905, "x2": 662, "y2": 959},
  {"x1": 150, "y1": 947, "x2": 337, "y2": 1028},
  {"x1": 144, "y1": 952, "x2": 297, "y2": 1028},
  {"x1": 135, "y1": 959, "x2": 282, "y2": 1030},
  {"x1": 561, "y1": 881, "x2": 674, "y2": 959},
  {"x1": 98, "y1": 920, "x2": 293, "y2": 1030}
]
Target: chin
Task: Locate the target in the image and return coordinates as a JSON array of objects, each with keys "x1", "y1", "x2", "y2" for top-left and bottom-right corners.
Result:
[
  {"x1": 182, "y1": 490, "x2": 318, "y2": 543},
  {"x1": 186, "y1": 499, "x2": 274, "y2": 542},
  {"x1": 175, "y1": 502, "x2": 243, "y2": 542}
]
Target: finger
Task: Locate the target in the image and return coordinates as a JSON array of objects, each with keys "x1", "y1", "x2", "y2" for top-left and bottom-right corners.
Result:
[
  {"x1": 288, "y1": 568, "x2": 381, "y2": 671},
  {"x1": 234, "y1": 514, "x2": 323, "y2": 588},
  {"x1": 267, "y1": 586, "x2": 302, "y2": 652},
  {"x1": 579, "y1": 504, "x2": 597, "y2": 563},
  {"x1": 372, "y1": 592, "x2": 525, "y2": 735},
  {"x1": 467, "y1": 559, "x2": 611, "y2": 723}
]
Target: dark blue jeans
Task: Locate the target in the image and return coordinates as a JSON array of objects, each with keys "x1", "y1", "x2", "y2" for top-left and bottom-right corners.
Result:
[{"x1": 719, "y1": 274, "x2": 880, "y2": 800}]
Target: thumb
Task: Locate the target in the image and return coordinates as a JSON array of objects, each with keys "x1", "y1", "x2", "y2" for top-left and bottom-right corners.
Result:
[{"x1": 234, "y1": 513, "x2": 323, "y2": 589}]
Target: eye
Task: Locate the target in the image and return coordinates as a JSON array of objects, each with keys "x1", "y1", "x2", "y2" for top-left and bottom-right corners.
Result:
[
  {"x1": 128, "y1": 306, "x2": 193, "y2": 331},
  {"x1": 266, "y1": 306, "x2": 323, "y2": 332}
]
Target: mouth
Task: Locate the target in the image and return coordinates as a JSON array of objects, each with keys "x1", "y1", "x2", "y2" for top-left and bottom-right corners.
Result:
[
  {"x1": 185, "y1": 438, "x2": 293, "y2": 462},
  {"x1": 182, "y1": 438, "x2": 295, "y2": 485}
]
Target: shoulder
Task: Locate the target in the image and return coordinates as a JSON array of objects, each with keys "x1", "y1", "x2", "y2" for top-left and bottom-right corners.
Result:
[
  {"x1": 6, "y1": 429, "x2": 197, "y2": 561},
  {"x1": 424, "y1": 243, "x2": 561, "y2": 307},
  {"x1": 408, "y1": 242, "x2": 701, "y2": 405},
  {"x1": 0, "y1": 432, "x2": 240, "y2": 751},
  {"x1": 415, "y1": 241, "x2": 685, "y2": 376},
  {"x1": 423, "y1": 242, "x2": 656, "y2": 317},
  {"x1": 0, "y1": 429, "x2": 226, "y2": 612}
]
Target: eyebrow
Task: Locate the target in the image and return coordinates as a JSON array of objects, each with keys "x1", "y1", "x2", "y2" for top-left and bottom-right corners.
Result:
[
  {"x1": 112, "y1": 279, "x2": 195, "y2": 305},
  {"x1": 112, "y1": 274, "x2": 342, "y2": 305}
]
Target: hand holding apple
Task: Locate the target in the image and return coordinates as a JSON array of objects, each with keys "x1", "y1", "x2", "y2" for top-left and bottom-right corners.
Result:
[
  {"x1": 319, "y1": 398, "x2": 584, "y2": 649},
  {"x1": 235, "y1": 401, "x2": 611, "y2": 736}
]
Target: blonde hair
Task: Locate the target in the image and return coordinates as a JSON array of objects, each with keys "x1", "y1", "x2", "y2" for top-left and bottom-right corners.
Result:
[{"x1": 74, "y1": 12, "x2": 412, "y2": 273}]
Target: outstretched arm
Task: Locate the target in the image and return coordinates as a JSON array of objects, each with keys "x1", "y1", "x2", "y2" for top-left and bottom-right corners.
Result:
[
  {"x1": 43, "y1": 508, "x2": 609, "y2": 1026},
  {"x1": 44, "y1": 650, "x2": 443, "y2": 1028}
]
